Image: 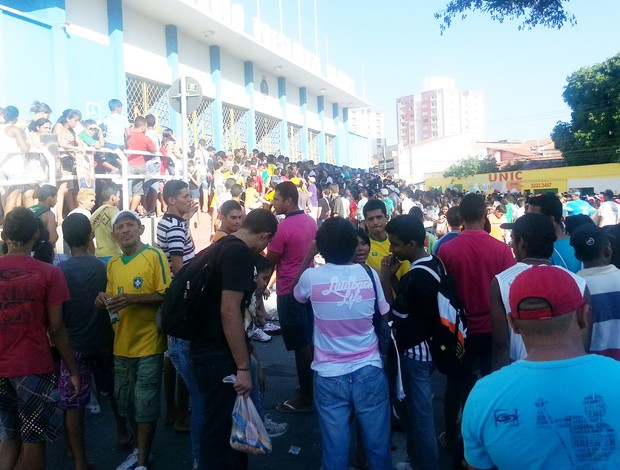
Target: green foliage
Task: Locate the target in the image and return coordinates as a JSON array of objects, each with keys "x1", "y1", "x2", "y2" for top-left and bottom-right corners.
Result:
[
  {"x1": 436, "y1": 0, "x2": 576, "y2": 33},
  {"x1": 501, "y1": 159, "x2": 526, "y2": 171},
  {"x1": 443, "y1": 154, "x2": 499, "y2": 180},
  {"x1": 551, "y1": 53, "x2": 620, "y2": 166}
]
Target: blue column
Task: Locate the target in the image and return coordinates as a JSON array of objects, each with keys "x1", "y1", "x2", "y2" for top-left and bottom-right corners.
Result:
[
  {"x1": 165, "y1": 25, "x2": 181, "y2": 135},
  {"x1": 210, "y1": 45, "x2": 223, "y2": 150},
  {"x1": 278, "y1": 77, "x2": 288, "y2": 157},
  {"x1": 107, "y1": 0, "x2": 126, "y2": 104},
  {"x1": 244, "y1": 61, "x2": 256, "y2": 150},
  {"x1": 299, "y1": 88, "x2": 309, "y2": 160},
  {"x1": 318, "y1": 96, "x2": 325, "y2": 163},
  {"x1": 332, "y1": 103, "x2": 340, "y2": 165},
  {"x1": 343, "y1": 107, "x2": 350, "y2": 167}
]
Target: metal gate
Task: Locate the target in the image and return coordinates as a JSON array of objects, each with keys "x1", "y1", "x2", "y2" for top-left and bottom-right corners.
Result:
[
  {"x1": 256, "y1": 114, "x2": 281, "y2": 155},
  {"x1": 125, "y1": 75, "x2": 170, "y2": 129},
  {"x1": 222, "y1": 104, "x2": 248, "y2": 152},
  {"x1": 326, "y1": 134, "x2": 335, "y2": 164},
  {"x1": 287, "y1": 124, "x2": 303, "y2": 161},
  {"x1": 308, "y1": 130, "x2": 320, "y2": 162},
  {"x1": 188, "y1": 99, "x2": 214, "y2": 147}
]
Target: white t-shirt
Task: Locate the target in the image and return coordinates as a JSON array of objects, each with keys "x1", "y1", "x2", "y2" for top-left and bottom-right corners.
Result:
[
  {"x1": 598, "y1": 200, "x2": 620, "y2": 227},
  {"x1": 103, "y1": 113, "x2": 130, "y2": 146},
  {"x1": 294, "y1": 263, "x2": 389, "y2": 377}
]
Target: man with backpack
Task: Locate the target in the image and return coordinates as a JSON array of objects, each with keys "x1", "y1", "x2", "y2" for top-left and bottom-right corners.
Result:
[{"x1": 380, "y1": 215, "x2": 442, "y2": 470}]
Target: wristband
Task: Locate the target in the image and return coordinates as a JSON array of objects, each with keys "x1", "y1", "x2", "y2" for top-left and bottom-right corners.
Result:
[{"x1": 237, "y1": 367, "x2": 250, "y2": 371}]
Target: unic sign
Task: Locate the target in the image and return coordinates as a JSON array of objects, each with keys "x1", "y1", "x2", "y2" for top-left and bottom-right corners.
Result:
[{"x1": 488, "y1": 171, "x2": 523, "y2": 182}]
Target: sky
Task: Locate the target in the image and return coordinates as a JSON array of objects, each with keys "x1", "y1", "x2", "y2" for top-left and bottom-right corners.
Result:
[{"x1": 237, "y1": 0, "x2": 620, "y2": 144}]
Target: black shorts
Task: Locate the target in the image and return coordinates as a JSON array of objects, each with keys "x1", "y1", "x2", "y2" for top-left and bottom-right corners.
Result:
[{"x1": 277, "y1": 293, "x2": 313, "y2": 351}]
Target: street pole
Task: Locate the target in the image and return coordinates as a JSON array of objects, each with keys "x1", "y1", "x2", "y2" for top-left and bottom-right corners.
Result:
[{"x1": 180, "y1": 75, "x2": 189, "y2": 183}]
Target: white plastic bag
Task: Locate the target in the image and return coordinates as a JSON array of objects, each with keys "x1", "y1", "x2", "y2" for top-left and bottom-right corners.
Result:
[{"x1": 230, "y1": 395, "x2": 272, "y2": 455}]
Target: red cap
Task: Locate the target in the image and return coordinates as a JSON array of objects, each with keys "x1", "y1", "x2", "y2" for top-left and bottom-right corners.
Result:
[{"x1": 509, "y1": 265, "x2": 586, "y2": 320}]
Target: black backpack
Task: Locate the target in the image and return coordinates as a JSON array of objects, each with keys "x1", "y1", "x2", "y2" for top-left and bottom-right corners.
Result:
[
  {"x1": 159, "y1": 244, "x2": 219, "y2": 340},
  {"x1": 411, "y1": 262, "x2": 467, "y2": 377}
]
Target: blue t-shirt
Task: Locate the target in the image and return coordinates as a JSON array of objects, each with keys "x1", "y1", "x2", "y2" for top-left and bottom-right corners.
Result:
[
  {"x1": 463, "y1": 355, "x2": 620, "y2": 470},
  {"x1": 564, "y1": 199, "x2": 595, "y2": 217},
  {"x1": 551, "y1": 237, "x2": 582, "y2": 273},
  {"x1": 432, "y1": 231, "x2": 459, "y2": 255}
]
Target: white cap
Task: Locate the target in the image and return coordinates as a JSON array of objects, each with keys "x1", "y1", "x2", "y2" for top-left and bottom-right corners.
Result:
[{"x1": 111, "y1": 210, "x2": 141, "y2": 228}]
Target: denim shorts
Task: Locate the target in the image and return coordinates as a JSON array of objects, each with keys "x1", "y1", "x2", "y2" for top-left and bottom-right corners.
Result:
[
  {"x1": 0, "y1": 374, "x2": 62, "y2": 443},
  {"x1": 114, "y1": 354, "x2": 163, "y2": 422},
  {"x1": 277, "y1": 293, "x2": 314, "y2": 351},
  {"x1": 128, "y1": 165, "x2": 145, "y2": 196},
  {"x1": 59, "y1": 348, "x2": 114, "y2": 409}
]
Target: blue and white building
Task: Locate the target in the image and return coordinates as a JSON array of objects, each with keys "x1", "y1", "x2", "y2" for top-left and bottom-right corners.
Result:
[{"x1": 0, "y1": 0, "x2": 371, "y2": 167}]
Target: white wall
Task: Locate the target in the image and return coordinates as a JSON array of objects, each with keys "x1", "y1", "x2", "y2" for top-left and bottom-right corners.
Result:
[
  {"x1": 123, "y1": 8, "x2": 171, "y2": 84},
  {"x1": 286, "y1": 82, "x2": 302, "y2": 126},
  {"x1": 253, "y1": 67, "x2": 281, "y2": 117},
  {"x1": 178, "y1": 33, "x2": 214, "y2": 99},
  {"x1": 66, "y1": 0, "x2": 109, "y2": 44},
  {"x1": 220, "y1": 54, "x2": 248, "y2": 109}
]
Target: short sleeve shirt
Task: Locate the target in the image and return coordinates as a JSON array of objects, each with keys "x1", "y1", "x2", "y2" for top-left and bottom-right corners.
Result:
[
  {"x1": 0, "y1": 256, "x2": 70, "y2": 376},
  {"x1": 156, "y1": 214, "x2": 195, "y2": 269},
  {"x1": 91, "y1": 204, "x2": 121, "y2": 258},
  {"x1": 103, "y1": 113, "x2": 130, "y2": 146}
]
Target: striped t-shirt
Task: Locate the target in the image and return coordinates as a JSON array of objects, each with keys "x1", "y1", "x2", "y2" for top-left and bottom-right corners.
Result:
[
  {"x1": 294, "y1": 263, "x2": 389, "y2": 377},
  {"x1": 156, "y1": 214, "x2": 195, "y2": 269}
]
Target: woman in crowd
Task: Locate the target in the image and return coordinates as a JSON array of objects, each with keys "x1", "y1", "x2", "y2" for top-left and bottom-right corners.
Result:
[
  {"x1": 0, "y1": 106, "x2": 30, "y2": 214},
  {"x1": 54, "y1": 109, "x2": 84, "y2": 222}
]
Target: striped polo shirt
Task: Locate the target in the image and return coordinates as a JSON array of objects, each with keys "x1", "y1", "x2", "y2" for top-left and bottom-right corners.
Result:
[{"x1": 156, "y1": 213, "x2": 195, "y2": 269}]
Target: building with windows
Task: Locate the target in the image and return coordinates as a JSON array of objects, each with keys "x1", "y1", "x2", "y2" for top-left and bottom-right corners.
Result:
[
  {"x1": 396, "y1": 77, "x2": 485, "y2": 146},
  {"x1": 348, "y1": 108, "x2": 386, "y2": 164},
  {"x1": 0, "y1": 0, "x2": 370, "y2": 167}
]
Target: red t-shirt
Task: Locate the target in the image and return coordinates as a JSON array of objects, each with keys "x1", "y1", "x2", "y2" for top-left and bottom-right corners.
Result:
[
  {"x1": 437, "y1": 230, "x2": 515, "y2": 334},
  {"x1": 0, "y1": 256, "x2": 70, "y2": 377},
  {"x1": 126, "y1": 130, "x2": 156, "y2": 167}
]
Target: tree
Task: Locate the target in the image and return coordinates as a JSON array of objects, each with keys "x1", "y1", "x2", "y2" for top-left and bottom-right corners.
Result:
[
  {"x1": 436, "y1": 0, "x2": 576, "y2": 33},
  {"x1": 551, "y1": 53, "x2": 620, "y2": 166},
  {"x1": 443, "y1": 154, "x2": 499, "y2": 180}
]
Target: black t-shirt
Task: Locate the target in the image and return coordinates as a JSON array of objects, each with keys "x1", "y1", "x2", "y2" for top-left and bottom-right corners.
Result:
[
  {"x1": 318, "y1": 197, "x2": 330, "y2": 220},
  {"x1": 190, "y1": 235, "x2": 255, "y2": 354},
  {"x1": 392, "y1": 255, "x2": 442, "y2": 350}
]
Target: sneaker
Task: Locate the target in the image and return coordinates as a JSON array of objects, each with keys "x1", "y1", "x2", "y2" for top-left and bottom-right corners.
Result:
[
  {"x1": 262, "y1": 322, "x2": 281, "y2": 335},
  {"x1": 86, "y1": 402, "x2": 101, "y2": 414},
  {"x1": 263, "y1": 414, "x2": 288, "y2": 438},
  {"x1": 116, "y1": 449, "x2": 138, "y2": 470},
  {"x1": 251, "y1": 328, "x2": 272, "y2": 342},
  {"x1": 266, "y1": 308, "x2": 279, "y2": 321}
]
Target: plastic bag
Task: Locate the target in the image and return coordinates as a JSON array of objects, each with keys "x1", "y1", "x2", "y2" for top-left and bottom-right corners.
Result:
[{"x1": 230, "y1": 395, "x2": 272, "y2": 455}]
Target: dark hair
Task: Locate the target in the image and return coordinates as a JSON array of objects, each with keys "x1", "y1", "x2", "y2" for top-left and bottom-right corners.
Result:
[
  {"x1": 316, "y1": 218, "x2": 357, "y2": 264},
  {"x1": 100, "y1": 183, "x2": 120, "y2": 202},
  {"x1": 28, "y1": 118, "x2": 51, "y2": 133},
  {"x1": 355, "y1": 227, "x2": 370, "y2": 246},
  {"x1": 30, "y1": 101, "x2": 52, "y2": 115},
  {"x1": 4, "y1": 105, "x2": 19, "y2": 122},
  {"x1": 241, "y1": 208, "x2": 278, "y2": 236},
  {"x1": 133, "y1": 116, "x2": 147, "y2": 128},
  {"x1": 162, "y1": 180, "x2": 188, "y2": 203},
  {"x1": 62, "y1": 213, "x2": 92, "y2": 248},
  {"x1": 145, "y1": 114, "x2": 156, "y2": 127},
  {"x1": 2, "y1": 207, "x2": 39, "y2": 245},
  {"x1": 459, "y1": 193, "x2": 486, "y2": 223},
  {"x1": 254, "y1": 254, "x2": 273, "y2": 274},
  {"x1": 528, "y1": 194, "x2": 563, "y2": 224},
  {"x1": 446, "y1": 206, "x2": 462, "y2": 228},
  {"x1": 82, "y1": 119, "x2": 97, "y2": 127},
  {"x1": 385, "y1": 215, "x2": 426, "y2": 246},
  {"x1": 564, "y1": 214, "x2": 595, "y2": 235},
  {"x1": 36, "y1": 184, "x2": 58, "y2": 201},
  {"x1": 275, "y1": 181, "x2": 299, "y2": 206},
  {"x1": 512, "y1": 213, "x2": 556, "y2": 258},
  {"x1": 225, "y1": 178, "x2": 236, "y2": 190},
  {"x1": 408, "y1": 206, "x2": 424, "y2": 222},
  {"x1": 221, "y1": 200, "x2": 243, "y2": 216},
  {"x1": 32, "y1": 216, "x2": 54, "y2": 264},
  {"x1": 230, "y1": 184, "x2": 243, "y2": 198},
  {"x1": 57, "y1": 108, "x2": 82, "y2": 125},
  {"x1": 603, "y1": 225, "x2": 620, "y2": 269},
  {"x1": 108, "y1": 99, "x2": 122, "y2": 111},
  {"x1": 363, "y1": 198, "x2": 387, "y2": 218}
]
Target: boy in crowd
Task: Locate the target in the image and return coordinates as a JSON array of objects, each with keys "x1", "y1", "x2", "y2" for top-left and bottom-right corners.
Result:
[
  {"x1": 125, "y1": 116, "x2": 157, "y2": 212},
  {"x1": 91, "y1": 184, "x2": 121, "y2": 263},
  {"x1": 30, "y1": 183, "x2": 59, "y2": 245}
]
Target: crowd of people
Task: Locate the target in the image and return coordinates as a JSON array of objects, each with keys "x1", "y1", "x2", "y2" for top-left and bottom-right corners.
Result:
[{"x1": 2, "y1": 98, "x2": 620, "y2": 470}]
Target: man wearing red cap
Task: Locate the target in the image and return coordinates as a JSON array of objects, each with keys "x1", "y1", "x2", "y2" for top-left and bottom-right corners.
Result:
[{"x1": 462, "y1": 266, "x2": 620, "y2": 469}]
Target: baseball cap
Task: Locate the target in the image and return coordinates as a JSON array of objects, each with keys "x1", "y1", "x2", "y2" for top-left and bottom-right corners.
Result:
[
  {"x1": 570, "y1": 223, "x2": 610, "y2": 260},
  {"x1": 509, "y1": 265, "x2": 586, "y2": 320},
  {"x1": 380, "y1": 188, "x2": 389, "y2": 196},
  {"x1": 500, "y1": 213, "x2": 556, "y2": 244},
  {"x1": 111, "y1": 210, "x2": 141, "y2": 228},
  {"x1": 604, "y1": 189, "x2": 615, "y2": 199}
]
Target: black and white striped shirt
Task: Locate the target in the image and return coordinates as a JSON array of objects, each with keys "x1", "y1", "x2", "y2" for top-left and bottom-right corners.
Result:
[{"x1": 156, "y1": 214, "x2": 195, "y2": 270}]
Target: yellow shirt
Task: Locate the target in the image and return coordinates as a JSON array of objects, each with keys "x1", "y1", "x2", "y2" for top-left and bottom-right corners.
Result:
[
  {"x1": 366, "y1": 235, "x2": 410, "y2": 280},
  {"x1": 106, "y1": 244, "x2": 171, "y2": 358},
  {"x1": 91, "y1": 204, "x2": 121, "y2": 258}
]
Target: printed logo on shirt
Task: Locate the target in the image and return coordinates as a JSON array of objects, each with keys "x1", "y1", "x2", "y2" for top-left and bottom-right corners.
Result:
[
  {"x1": 133, "y1": 276, "x2": 144, "y2": 289},
  {"x1": 493, "y1": 409, "x2": 519, "y2": 427},
  {"x1": 320, "y1": 276, "x2": 373, "y2": 307}
]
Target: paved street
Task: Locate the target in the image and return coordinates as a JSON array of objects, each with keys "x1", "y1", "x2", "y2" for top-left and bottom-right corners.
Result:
[{"x1": 48, "y1": 298, "x2": 454, "y2": 469}]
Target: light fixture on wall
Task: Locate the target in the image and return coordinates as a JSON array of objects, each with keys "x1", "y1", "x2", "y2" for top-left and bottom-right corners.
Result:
[
  {"x1": 273, "y1": 65, "x2": 283, "y2": 72},
  {"x1": 202, "y1": 30, "x2": 215, "y2": 38},
  {"x1": 319, "y1": 88, "x2": 326, "y2": 94}
]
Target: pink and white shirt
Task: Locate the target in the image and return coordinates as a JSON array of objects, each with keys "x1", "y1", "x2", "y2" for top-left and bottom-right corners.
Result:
[{"x1": 294, "y1": 263, "x2": 390, "y2": 377}]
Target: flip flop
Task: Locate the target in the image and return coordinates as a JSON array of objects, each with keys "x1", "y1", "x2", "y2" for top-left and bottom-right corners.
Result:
[{"x1": 276, "y1": 399, "x2": 313, "y2": 413}]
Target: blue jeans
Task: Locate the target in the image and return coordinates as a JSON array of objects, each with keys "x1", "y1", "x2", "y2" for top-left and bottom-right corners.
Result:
[
  {"x1": 314, "y1": 365, "x2": 392, "y2": 470},
  {"x1": 166, "y1": 337, "x2": 204, "y2": 463},
  {"x1": 401, "y1": 356, "x2": 438, "y2": 470}
]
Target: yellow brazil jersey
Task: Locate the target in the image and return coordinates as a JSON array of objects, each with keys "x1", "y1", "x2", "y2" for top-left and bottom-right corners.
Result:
[
  {"x1": 366, "y1": 235, "x2": 410, "y2": 280},
  {"x1": 106, "y1": 244, "x2": 171, "y2": 358}
]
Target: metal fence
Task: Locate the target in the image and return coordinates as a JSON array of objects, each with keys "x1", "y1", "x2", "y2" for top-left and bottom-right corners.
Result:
[
  {"x1": 188, "y1": 99, "x2": 214, "y2": 147},
  {"x1": 287, "y1": 124, "x2": 303, "y2": 161},
  {"x1": 308, "y1": 130, "x2": 320, "y2": 161},
  {"x1": 256, "y1": 114, "x2": 281, "y2": 155},
  {"x1": 125, "y1": 75, "x2": 170, "y2": 129},
  {"x1": 222, "y1": 104, "x2": 248, "y2": 152},
  {"x1": 326, "y1": 134, "x2": 336, "y2": 164}
]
